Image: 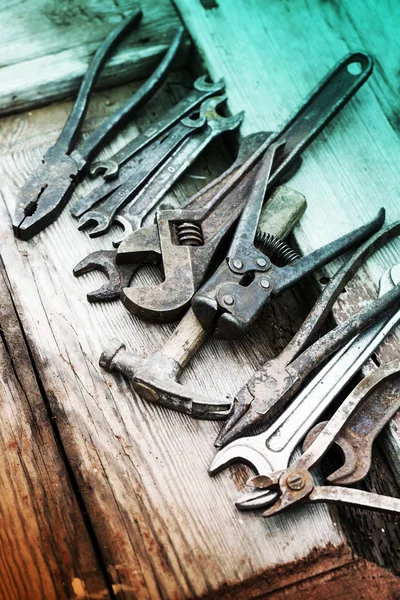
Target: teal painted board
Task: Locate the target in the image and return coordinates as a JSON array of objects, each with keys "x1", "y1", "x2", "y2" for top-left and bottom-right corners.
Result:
[
  {"x1": 174, "y1": 0, "x2": 400, "y2": 505},
  {"x1": 0, "y1": 0, "x2": 190, "y2": 115}
]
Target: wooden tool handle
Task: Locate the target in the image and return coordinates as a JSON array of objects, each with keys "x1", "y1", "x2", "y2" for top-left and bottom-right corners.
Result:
[{"x1": 162, "y1": 185, "x2": 307, "y2": 369}]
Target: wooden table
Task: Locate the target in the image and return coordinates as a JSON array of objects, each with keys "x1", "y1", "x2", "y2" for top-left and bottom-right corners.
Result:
[{"x1": 1, "y1": 1, "x2": 400, "y2": 598}]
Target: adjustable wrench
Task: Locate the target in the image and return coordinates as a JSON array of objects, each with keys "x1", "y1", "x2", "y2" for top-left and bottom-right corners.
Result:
[
  {"x1": 209, "y1": 263, "x2": 400, "y2": 510},
  {"x1": 74, "y1": 129, "x2": 261, "y2": 303}
]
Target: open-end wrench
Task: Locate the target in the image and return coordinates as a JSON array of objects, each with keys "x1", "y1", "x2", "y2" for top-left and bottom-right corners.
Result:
[
  {"x1": 117, "y1": 53, "x2": 373, "y2": 322},
  {"x1": 73, "y1": 131, "x2": 271, "y2": 302},
  {"x1": 253, "y1": 360, "x2": 400, "y2": 518},
  {"x1": 76, "y1": 105, "x2": 214, "y2": 237},
  {"x1": 302, "y1": 362, "x2": 400, "y2": 486},
  {"x1": 110, "y1": 98, "x2": 243, "y2": 246},
  {"x1": 209, "y1": 263, "x2": 400, "y2": 510},
  {"x1": 99, "y1": 186, "x2": 306, "y2": 418},
  {"x1": 89, "y1": 75, "x2": 225, "y2": 180}
]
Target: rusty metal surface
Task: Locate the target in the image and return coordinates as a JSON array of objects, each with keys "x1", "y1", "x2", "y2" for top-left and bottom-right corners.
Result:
[
  {"x1": 118, "y1": 53, "x2": 373, "y2": 322},
  {"x1": 216, "y1": 220, "x2": 400, "y2": 447},
  {"x1": 303, "y1": 372, "x2": 400, "y2": 485},
  {"x1": 74, "y1": 132, "x2": 269, "y2": 302},
  {"x1": 210, "y1": 264, "x2": 400, "y2": 511},
  {"x1": 253, "y1": 360, "x2": 400, "y2": 518},
  {"x1": 89, "y1": 75, "x2": 225, "y2": 181}
]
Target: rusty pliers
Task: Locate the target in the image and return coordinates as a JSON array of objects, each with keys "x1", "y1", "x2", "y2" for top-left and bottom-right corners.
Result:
[
  {"x1": 116, "y1": 53, "x2": 373, "y2": 321},
  {"x1": 13, "y1": 10, "x2": 185, "y2": 239},
  {"x1": 247, "y1": 358, "x2": 400, "y2": 518},
  {"x1": 215, "y1": 216, "x2": 400, "y2": 447},
  {"x1": 210, "y1": 263, "x2": 400, "y2": 511}
]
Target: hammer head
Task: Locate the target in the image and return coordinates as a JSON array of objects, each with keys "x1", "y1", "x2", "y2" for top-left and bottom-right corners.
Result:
[{"x1": 100, "y1": 338, "x2": 232, "y2": 419}]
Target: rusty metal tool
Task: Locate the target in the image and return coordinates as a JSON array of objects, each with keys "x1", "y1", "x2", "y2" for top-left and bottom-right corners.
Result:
[
  {"x1": 117, "y1": 52, "x2": 373, "y2": 321},
  {"x1": 76, "y1": 96, "x2": 243, "y2": 237},
  {"x1": 209, "y1": 263, "x2": 400, "y2": 510},
  {"x1": 245, "y1": 359, "x2": 400, "y2": 517},
  {"x1": 71, "y1": 77, "x2": 225, "y2": 218},
  {"x1": 99, "y1": 185, "x2": 306, "y2": 418},
  {"x1": 73, "y1": 131, "x2": 269, "y2": 302},
  {"x1": 89, "y1": 75, "x2": 225, "y2": 181},
  {"x1": 12, "y1": 10, "x2": 185, "y2": 239},
  {"x1": 302, "y1": 363, "x2": 400, "y2": 486},
  {"x1": 215, "y1": 217, "x2": 400, "y2": 447}
]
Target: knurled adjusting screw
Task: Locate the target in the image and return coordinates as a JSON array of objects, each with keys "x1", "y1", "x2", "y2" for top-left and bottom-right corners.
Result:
[{"x1": 286, "y1": 473, "x2": 305, "y2": 491}]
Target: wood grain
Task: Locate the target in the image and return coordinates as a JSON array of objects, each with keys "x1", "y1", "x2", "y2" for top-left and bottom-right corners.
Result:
[
  {"x1": 0, "y1": 0, "x2": 189, "y2": 116},
  {"x1": 0, "y1": 263, "x2": 108, "y2": 599},
  {"x1": 0, "y1": 72, "x2": 352, "y2": 598}
]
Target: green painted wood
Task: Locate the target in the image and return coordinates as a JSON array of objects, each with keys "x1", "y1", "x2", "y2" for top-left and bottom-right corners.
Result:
[{"x1": 0, "y1": 0, "x2": 189, "y2": 116}]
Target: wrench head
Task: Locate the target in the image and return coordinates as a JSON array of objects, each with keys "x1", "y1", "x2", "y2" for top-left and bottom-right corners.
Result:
[
  {"x1": 89, "y1": 159, "x2": 119, "y2": 180},
  {"x1": 77, "y1": 210, "x2": 111, "y2": 238},
  {"x1": 73, "y1": 249, "x2": 138, "y2": 301},
  {"x1": 209, "y1": 434, "x2": 280, "y2": 509},
  {"x1": 194, "y1": 75, "x2": 225, "y2": 94}
]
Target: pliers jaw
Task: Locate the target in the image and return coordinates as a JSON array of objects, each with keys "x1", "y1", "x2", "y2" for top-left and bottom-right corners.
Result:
[
  {"x1": 192, "y1": 259, "x2": 278, "y2": 338},
  {"x1": 13, "y1": 146, "x2": 85, "y2": 240}
]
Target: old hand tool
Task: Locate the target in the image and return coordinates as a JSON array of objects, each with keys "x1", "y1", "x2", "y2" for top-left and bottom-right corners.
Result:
[
  {"x1": 73, "y1": 131, "x2": 267, "y2": 302},
  {"x1": 99, "y1": 186, "x2": 306, "y2": 418},
  {"x1": 209, "y1": 263, "x2": 400, "y2": 510},
  {"x1": 89, "y1": 75, "x2": 225, "y2": 181},
  {"x1": 216, "y1": 216, "x2": 400, "y2": 447},
  {"x1": 192, "y1": 186, "x2": 385, "y2": 340},
  {"x1": 13, "y1": 10, "x2": 185, "y2": 239},
  {"x1": 302, "y1": 361, "x2": 400, "y2": 486},
  {"x1": 76, "y1": 96, "x2": 243, "y2": 237},
  {"x1": 247, "y1": 359, "x2": 400, "y2": 517},
  {"x1": 71, "y1": 78, "x2": 226, "y2": 219},
  {"x1": 117, "y1": 53, "x2": 373, "y2": 321}
]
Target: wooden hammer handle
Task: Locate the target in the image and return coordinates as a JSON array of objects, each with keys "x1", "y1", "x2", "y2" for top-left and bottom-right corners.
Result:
[{"x1": 162, "y1": 185, "x2": 307, "y2": 368}]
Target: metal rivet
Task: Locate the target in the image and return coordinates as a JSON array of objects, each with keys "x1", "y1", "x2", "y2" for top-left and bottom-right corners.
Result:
[
  {"x1": 232, "y1": 259, "x2": 243, "y2": 270},
  {"x1": 260, "y1": 279, "x2": 270, "y2": 289},
  {"x1": 222, "y1": 294, "x2": 235, "y2": 306},
  {"x1": 256, "y1": 257, "x2": 267, "y2": 268},
  {"x1": 286, "y1": 473, "x2": 305, "y2": 491}
]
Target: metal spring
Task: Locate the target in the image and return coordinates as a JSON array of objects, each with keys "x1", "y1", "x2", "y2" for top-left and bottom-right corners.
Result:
[
  {"x1": 176, "y1": 222, "x2": 204, "y2": 246},
  {"x1": 255, "y1": 231, "x2": 299, "y2": 265}
]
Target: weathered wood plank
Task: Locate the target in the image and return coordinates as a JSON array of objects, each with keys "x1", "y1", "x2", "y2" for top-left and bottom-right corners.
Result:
[
  {"x1": 0, "y1": 73, "x2": 355, "y2": 598},
  {"x1": 0, "y1": 263, "x2": 108, "y2": 599},
  {"x1": 0, "y1": 0, "x2": 189, "y2": 116}
]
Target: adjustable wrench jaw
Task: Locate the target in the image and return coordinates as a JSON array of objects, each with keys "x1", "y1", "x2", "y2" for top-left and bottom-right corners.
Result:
[
  {"x1": 120, "y1": 206, "x2": 220, "y2": 320},
  {"x1": 13, "y1": 147, "x2": 85, "y2": 240}
]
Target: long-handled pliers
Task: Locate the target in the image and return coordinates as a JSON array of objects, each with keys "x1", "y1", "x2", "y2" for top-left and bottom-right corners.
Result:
[{"x1": 12, "y1": 10, "x2": 184, "y2": 239}]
